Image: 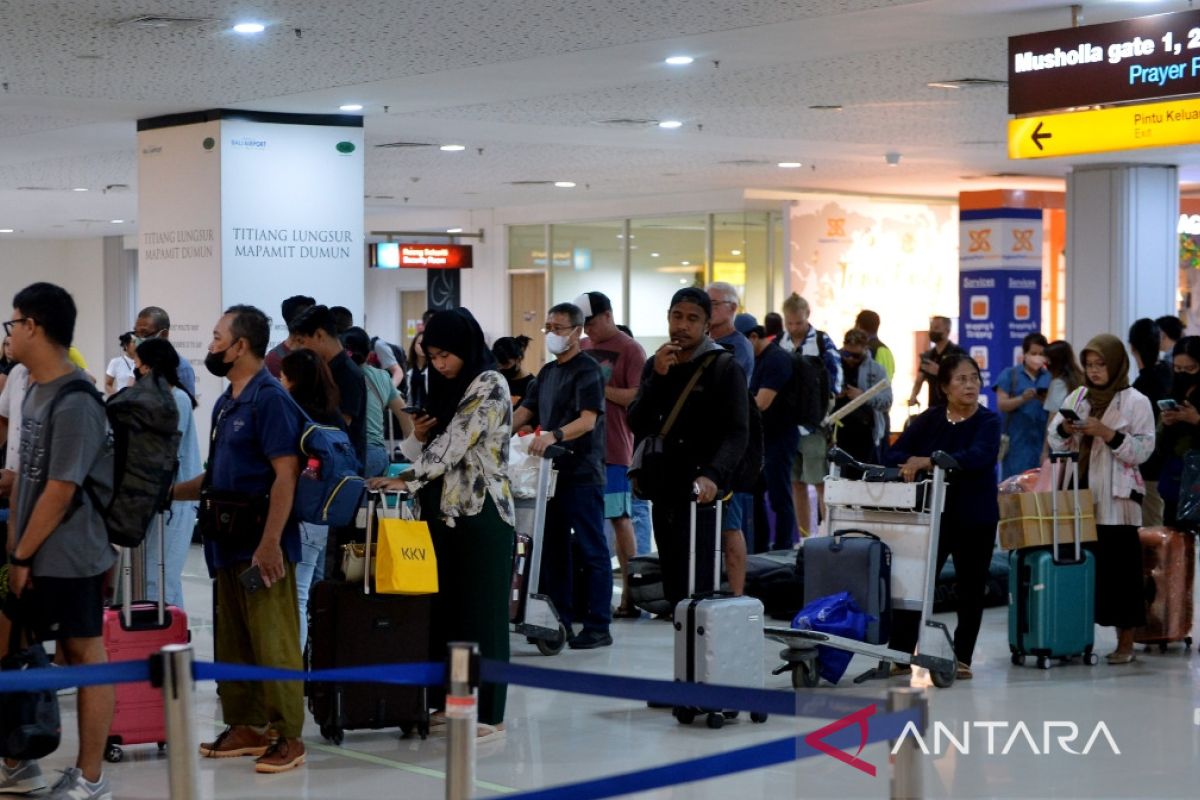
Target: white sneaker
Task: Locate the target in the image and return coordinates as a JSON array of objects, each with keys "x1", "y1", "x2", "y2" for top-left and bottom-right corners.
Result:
[
  {"x1": 45, "y1": 767, "x2": 111, "y2": 800},
  {"x1": 0, "y1": 760, "x2": 48, "y2": 795}
]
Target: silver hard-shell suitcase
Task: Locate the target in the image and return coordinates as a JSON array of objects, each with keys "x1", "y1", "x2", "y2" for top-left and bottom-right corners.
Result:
[{"x1": 671, "y1": 498, "x2": 767, "y2": 729}]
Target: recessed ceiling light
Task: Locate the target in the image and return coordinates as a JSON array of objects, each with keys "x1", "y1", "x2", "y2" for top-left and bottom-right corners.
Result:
[
  {"x1": 651, "y1": 252, "x2": 660, "y2": 257},
  {"x1": 665, "y1": 55, "x2": 694, "y2": 66},
  {"x1": 339, "y1": 104, "x2": 363, "y2": 112},
  {"x1": 446, "y1": 227, "x2": 463, "y2": 233},
  {"x1": 554, "y1": 181, "x2": 576, "y2": 188},
  {"x1": 72, "y1": 187, "x2": 88, "y2": 192},
  {"x1": 731, "y1": 249, "x2": 742, "y2": 256},
  {"x1": 232, "y1": 22, "x2": 265, "y2": 34},
  {"x1": 778, "y1": 162, "x2": 802, "y2": 168},
  {"x1": 0, "y1": 229, "x2": 13, "y2": 234},
  {"x1": 681, "y1": 260, "x2": 690, "y2": 265},
  {"x1": 440, "y1": 144, "x2": 466, "y2": 152},
  {"x1": 109, "y1": 219, "x2": 125, "y2": 224},
  {"x1": 658, "y1": 120, "x2": 684, "y2": 129},
  {"x1": 885, "y1": 152, "x2": 902, "y2": 167}
]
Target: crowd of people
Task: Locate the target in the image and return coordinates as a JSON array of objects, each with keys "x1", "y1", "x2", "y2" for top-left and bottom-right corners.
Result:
[{"x1": 0, "y1": 275, "x2": 1193, "y2": 794}]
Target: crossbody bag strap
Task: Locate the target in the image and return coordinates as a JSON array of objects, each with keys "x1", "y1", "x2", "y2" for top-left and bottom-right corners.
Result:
[
  {"x1": 1004, "y1": 368, "x2": 1018, "y2": 434},
  {"x1": 659, "y1": 352, "x2": 719, "y2": 438}
]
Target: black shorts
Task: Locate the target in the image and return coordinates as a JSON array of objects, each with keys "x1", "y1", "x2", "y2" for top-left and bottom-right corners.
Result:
[{"x1": 4, "y1": 573, "x2": 107, "y2": 642}]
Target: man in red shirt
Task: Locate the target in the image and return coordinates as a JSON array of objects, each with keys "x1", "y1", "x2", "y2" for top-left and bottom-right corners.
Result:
[{"x1": 576, "y1": 292, "x2": 646, "y2": 618}]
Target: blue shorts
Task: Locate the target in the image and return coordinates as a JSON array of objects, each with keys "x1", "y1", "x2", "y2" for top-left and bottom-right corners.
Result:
[
  {"x1": 721, "y1": 492, "x2": 753, "y2": 533},
  {"x1": 604, "y1": 464, "x2": 632, "y2": 520}
]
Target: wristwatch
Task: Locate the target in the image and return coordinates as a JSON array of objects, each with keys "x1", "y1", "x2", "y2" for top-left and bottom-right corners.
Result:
[
  {"x1": 8, "y1": 552, "x2": 33, "y2": 568},
  {"x1": 552, "y1": 428, "x2": 565, "y2": 443}
]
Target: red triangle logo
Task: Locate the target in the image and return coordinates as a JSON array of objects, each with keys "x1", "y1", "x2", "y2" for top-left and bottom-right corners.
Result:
[{"x1": 803, "y1": 704, "x2": 877, "y2": 776}]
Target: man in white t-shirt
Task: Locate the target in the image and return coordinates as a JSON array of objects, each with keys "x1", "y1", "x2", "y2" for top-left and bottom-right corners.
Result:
[
  {"x1": 104, "y1": 332, "x2": 138, "y2": 396},
  {"x1": 0, "y1": 361, "x2": 29, "y2": 477}
]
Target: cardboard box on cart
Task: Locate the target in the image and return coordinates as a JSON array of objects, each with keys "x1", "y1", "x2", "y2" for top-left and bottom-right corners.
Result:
[{"x1": 997, "y1": 489, "x2": 1098, "y2": 550}]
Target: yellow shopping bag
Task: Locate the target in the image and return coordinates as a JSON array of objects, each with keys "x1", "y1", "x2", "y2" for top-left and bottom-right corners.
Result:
[{"x1": 375, "y1": 517, "x2": 439, "y2": 595}]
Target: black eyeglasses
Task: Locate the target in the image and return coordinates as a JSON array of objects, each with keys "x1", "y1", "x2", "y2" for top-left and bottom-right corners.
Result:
[{"x1": 2, "y1": 317, "x2": 33, "y2": 336}]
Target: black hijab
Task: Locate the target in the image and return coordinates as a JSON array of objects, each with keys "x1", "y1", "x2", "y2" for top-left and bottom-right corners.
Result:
[{"x1": 421, "y1": 308, "x2": 496, "y2": 437}]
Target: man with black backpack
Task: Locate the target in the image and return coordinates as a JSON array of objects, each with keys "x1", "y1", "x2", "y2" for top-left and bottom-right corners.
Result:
[
  {"x1": 779, "y1": 293, "x2": 842, "y2": 539},
  {"x1": 1, "y1": 282, "x2": 115, "y2": 799},
  {"x1": 172, "y1": 305, "x2": 306, "y2": 775},
  {"x1": 628, "y1": 288, "x2": 749, "y2": 609}
]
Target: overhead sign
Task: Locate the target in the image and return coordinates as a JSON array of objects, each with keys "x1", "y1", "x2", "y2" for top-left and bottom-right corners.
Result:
[
  {"x1": 1008, "y1": 96, "x2": 1200, "y2": 159},
  {"x1": 1009, "y1": 8, "x2": 1200, "y2": 115},
  {"x1": 372, "y1": 242, "x2": 473, "y2": 269}
]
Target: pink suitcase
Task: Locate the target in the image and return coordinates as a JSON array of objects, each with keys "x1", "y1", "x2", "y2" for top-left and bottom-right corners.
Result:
[{"x1": 101, "y1": 514, "x2": 189, "y2": 763}]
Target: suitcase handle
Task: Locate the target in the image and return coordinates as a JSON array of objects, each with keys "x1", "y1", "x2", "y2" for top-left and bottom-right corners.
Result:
[{"x1": 828, "y1": 529, "x2": 880, "y2": 553}]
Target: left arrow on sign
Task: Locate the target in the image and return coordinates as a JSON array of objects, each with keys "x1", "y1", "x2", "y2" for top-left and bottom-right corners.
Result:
[{"x1": 1031, "y1": 121, "x2": 1052, "y2": 151}]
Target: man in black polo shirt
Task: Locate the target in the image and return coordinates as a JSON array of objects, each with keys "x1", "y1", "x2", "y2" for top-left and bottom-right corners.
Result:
[
  {"x1": 513, "y1": 302, "x2": 610, "y2": 649},
  {"x1": 288, "y1": 305, "x2": 367, "y2": 467}
]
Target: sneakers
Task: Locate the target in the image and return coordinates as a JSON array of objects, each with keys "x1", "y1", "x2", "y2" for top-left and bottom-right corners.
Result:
[
  {"x1": 568, "y1": 629, "x2": 613, "y2": 650},
  {"x1": 0, "y1": 760, "x2": 47, "y2": 795},
  {"x1": 45, "y1": 767, "x2": 110, "y2": 800},
  {"x1": 199, "y1": 725, "x2": 271, "y2": 758},
  {"x1": 254, "y1": 738, "x2": 306, "y2": 774}
]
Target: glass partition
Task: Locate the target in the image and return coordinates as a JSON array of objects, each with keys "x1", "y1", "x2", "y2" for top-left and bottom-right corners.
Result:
[
  {"x1": 548, "y1": 221, "x2": 625, "y2": 322},
  {"x1": 629, "y1": 215, "x2": 707, "y2": 350},
  {"x1": 712, "y1": 212, "x2": 771, "y2": 318}
]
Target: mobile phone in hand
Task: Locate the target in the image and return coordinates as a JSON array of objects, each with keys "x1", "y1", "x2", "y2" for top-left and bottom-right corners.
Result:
[
  {"x1": 238, "y1": 564, "x2": 265, "y2": 594},
  {"x1": 1157, "y1": 398, "x2": 1180, "y2": 412},
  {"x1": 1059, "y1": 408, "x2": 1081, "y2": 423},
  {"x1": 402, "y1": 406, "x2": 428, "y2": 417}
]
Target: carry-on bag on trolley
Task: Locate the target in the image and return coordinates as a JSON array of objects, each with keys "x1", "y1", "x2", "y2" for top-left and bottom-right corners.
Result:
[
  {"x1": 510, "y1": 443, "x2": 569, "y2": 655},
  {"x1": 1132, "y1": 526, "x2": 1194, "y2": 651},
  {"x1": 672, "y1": 497, "x2": 768, "y2": 730},
  {"x1": 802, "y1": 529, "x2": 892, "y2": 644},
  {"x1": 1008, "y1": 451, "x2": 1098, "y2": 669},
  {"x1": 102, "y1": 512, "x2": 190, "y2": 763},
  {"x1": 308, "y1": 490, "x2": 431, "y2": 744}
]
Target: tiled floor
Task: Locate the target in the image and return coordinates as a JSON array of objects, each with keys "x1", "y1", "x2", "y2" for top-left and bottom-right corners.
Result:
[{"x1": 33, "y1": 546, "x2": 1200, "y2": 799}]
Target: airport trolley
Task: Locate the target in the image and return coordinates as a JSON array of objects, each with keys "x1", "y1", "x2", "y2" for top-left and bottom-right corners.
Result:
[{"x1": 766, "y1": 449, "x2": 959, "y2": 689}]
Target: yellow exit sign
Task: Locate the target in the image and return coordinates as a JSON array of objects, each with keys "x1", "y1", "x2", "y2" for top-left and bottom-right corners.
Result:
[{"x1": 1008, "y1": 96, "x2": 1200, "y2": 159}]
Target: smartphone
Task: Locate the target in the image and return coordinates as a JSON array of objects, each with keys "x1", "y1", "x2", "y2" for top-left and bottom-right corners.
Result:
[
  {"x1": 401, "y1": 406, "x2": 428, "y2": 417},
  {"x1": 238, "y1": 564, "x2": 265, "y2": 594},
  {"x1": 1157, "y1": 398, "x2": 1180, "y2": 412},
  {"x1": 1059, "y1": 408, "x2": 1081, "y2": 423}
]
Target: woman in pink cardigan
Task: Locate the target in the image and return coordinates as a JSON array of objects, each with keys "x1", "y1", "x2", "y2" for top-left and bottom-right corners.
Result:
[{"x1": 1046, "y1": 333, "x2": 1155, "y2": 664}]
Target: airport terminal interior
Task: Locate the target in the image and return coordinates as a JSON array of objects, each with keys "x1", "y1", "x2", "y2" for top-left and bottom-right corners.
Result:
[{"x1": 2, "y1": 1, "x2": 1200, "y2": 798}]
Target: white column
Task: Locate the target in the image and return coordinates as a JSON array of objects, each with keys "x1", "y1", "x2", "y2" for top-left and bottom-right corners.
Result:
[{"x1": 1066, "y1": 164, "x2": 1178, "y2": 349}]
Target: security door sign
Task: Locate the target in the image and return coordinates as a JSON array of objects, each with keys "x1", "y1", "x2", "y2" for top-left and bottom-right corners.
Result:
[{"x1": 959, "y1": 210, "x2": 1043, "y2": 409}]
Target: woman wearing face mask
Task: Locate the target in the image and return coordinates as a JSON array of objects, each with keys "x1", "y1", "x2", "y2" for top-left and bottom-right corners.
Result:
[
  {"x1": 1155, "y1": 336, "x2": 1200, "y2": 527},
  {"x1": 886, "y1": 353, "x2": 1001, "y2": 679},
  {"x1": 133, "y1": 337, "x2": 203, "y2": 610},
  {"x1": 368, "y1": 308, "x2": 515, "y2": 744},
  {"x1": 491, "y1": 335, "x2": 534, "y2": 406},
  {"x1": 1128, "y1": 319, "x2": 1174, "y2": 527},
  {"x1": 994, "y1": 333, "x2": 1050, "y2": 479},
  {"x1": 1046, "y1": 334, "x2": 1154, "y2": 664}
]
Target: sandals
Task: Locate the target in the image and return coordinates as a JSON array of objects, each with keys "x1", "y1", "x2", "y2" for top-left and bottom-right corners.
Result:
[
  {"x1": 428, "y1": 714, "x2": 507, "y2": 743},
  {"x1": 956, "y1": 662, "x2": 973, "y2": 680},
  {"x1": 613, "y1": 606, "x2": 642, "y2": 619},
  {"x1": 1106, "y1": 651, "x2": 1136, "y2": 665}
]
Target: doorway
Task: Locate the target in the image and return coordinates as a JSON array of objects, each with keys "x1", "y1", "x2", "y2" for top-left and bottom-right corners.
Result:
[
  {"x1": 509, "y1": 272, "x2": 546, "y2": 374},
  {"x1": 399, "y1": 290, "x2": 427, "y2": 350}
]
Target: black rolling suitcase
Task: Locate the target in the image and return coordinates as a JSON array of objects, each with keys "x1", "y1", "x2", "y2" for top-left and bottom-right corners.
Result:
[{"x1": 307, "y1": 491, "x2": 431, "y2": 744}]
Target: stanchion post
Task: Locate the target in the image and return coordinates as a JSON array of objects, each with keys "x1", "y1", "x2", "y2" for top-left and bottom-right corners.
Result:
[
  {"x1": 445, "y1": 641, "x2": 480, "y2": 800},
  {"x1": 154, "y1": 644, "x2": 200, "y2": 800},
  {"x1": 888, "y1": 686, "x2": 926, "y2": 800}
]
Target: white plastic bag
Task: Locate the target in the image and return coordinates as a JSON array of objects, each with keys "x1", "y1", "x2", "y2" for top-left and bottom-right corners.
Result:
[{"x1": 508, "y1": 434, "x2": 540, "y2": 499}]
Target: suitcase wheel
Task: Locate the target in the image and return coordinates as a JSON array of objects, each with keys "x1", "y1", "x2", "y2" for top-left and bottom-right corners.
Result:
[
  {"x1": 1186, "y1": 637, "x2": 1193, "y2": 651},
  {"x1": 792, "y1": 659, "x2": 820, "y2": 689},
  {"x1": 1010, "y1": 653, "x2": 1025, "y2": 667},
  {"x1": 104, "y1": 743, "x2": 123, "y2": 763},
  {"x1": 930, "y1": 666, "x2": 955, "y2": 689},
  {"x1": 158, "y1": 742, "x2": 167, "y2": 752},
  {"x1": 672, "y1": 707, "x2": 696, "y2": 725},
  {"x1": 1085, "y1": 652, "x2": 1099, "y2": 666},
  {"x1": 1036, "y1": 656, "x2": 1051, "y2": 670},
  {"x1": 320, "y1": 725, "x2": 344, "y2": 746},
  {"x1": 750, "y1": 712, "x2": 768, "y2": 724},
  {"x1": 705, "y1": 712, "x2": 725, "y2": 730},
  {"x1": 535, "y1": 624, "x2": 568, "y2": 656},
  {"x1": 722, "y1": 710, "x2": 738, "y2": 720}
]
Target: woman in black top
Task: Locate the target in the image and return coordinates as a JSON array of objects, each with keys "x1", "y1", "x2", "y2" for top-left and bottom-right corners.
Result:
[
  {"x1": 886, "y1": 352, "x2": 1001, "y2": 679},
  {"x1": 1129, "y1": 318, "x2": 1172, "y2": 526},
  {"x1": 492, "y1": 335, "x2": 535, "y2": 406},
  {"x1": 1156, "y1": 336, "x2": 1200, "y2": 526},
  {"x1": 407, "y1": 331, "x2": 429, "y2": 409}
]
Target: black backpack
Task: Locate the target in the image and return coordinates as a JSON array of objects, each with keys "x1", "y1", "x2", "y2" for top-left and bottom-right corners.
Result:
[
  {"x1": 732, "y1": 389, "x2": 764, "y2": 492},
  {"x1": 51, "y1": 375, "x2": 181, "y2": 547},
  {"x1": 789, "y1": 332, "x2": 832, "y2": 429}
]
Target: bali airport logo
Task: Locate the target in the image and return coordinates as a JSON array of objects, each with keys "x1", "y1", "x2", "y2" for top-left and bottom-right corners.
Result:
[
  {"x1": 811, "y1": 707, "x2": 1120, "y2": 777},
  {"x1": 230, "y1": 136, "x2": 267, "y2": 150}
]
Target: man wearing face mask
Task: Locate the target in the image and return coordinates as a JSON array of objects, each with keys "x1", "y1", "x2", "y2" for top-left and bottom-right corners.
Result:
[
  {"x1": 513, "y1": 303, "x2": 610, "y2": 649},
  {"x1": 172, "y1": 305, "x2": 306, "y2": 774},
  {"x1": 835, "y1": 329, "x2": 893, "y2": 464},
  {"x1": 908, "y1": 315, "x2": 964, "y2": 408},
  {"x1": 135, "y1": 305, "x2": 197, "y2": 397},
  {"x1": 993, "y1": 332, "x2": 1050, "y2": 479}
]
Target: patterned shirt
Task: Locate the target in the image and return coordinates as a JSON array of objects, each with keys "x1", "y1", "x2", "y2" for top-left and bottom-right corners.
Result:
[{"x1": 400, "y1": 370, "x2": 516, "y2": 526}]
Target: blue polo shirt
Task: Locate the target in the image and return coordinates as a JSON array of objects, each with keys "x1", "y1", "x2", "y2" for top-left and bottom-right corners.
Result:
[{"x1": 205, "y1": 368, "x2": 302, "y2": 569}]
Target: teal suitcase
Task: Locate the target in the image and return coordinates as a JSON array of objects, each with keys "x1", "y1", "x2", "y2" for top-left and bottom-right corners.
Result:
[{"x1": 1007, "y1": 452, "x2": 1099, "y2": 669}]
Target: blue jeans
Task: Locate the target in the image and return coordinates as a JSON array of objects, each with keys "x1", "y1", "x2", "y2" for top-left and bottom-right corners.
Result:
[
  {"x1": 144, "y1": 501, "x2": 198, "y2": 609},
  {"x1": 765, "y1": 427, "x2": 800, "y2": 550},
  {"x1": 541, "y1": 483, "x2": 611, "y2": 633},
  {"x1": 631, "y1": 497, "x2": 653, "y2": 555},
  {"x1": 295, "y1": 522, "x2": 329, "y2": 652},
  {"x1": 366, "y1": 442, "x2": 389, "y2": 479}
]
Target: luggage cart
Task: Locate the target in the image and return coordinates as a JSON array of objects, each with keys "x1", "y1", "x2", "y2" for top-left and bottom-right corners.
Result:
[
  {"x1": 766, "y1": 448, "x2": 959, "y2": 689},
  {"x1": 511, "y1": 444, "x2": 569, "y2": 655}
]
